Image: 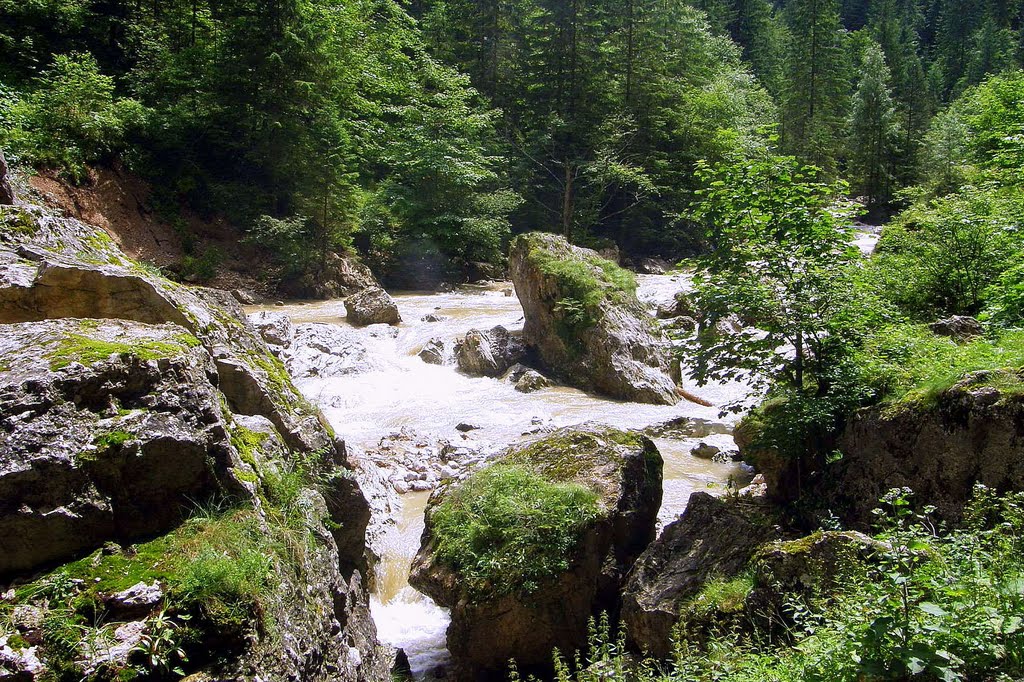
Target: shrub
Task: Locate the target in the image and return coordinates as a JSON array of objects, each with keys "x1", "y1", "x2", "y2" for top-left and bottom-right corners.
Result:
[
  {"x1": 0, "y1": 53, "x2": 145, "y2": 181},
  {"x1": 430, "y1": 464, "x2": 601, "y2": 597},
  {"x1": 523, "y1": 486, "x2": 1024, "y2": 682}
]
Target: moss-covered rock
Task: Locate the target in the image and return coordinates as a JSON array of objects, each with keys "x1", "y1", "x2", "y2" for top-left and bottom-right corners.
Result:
[
  {"x1": 621, "y1": 492, "x2": 781, "y2": 659},
  {"x1": 0, "y1": 204, "x2": 392, "y2": 682},
  {"x1": 509, "y1": 232, "x2": 680, "y2": 404},
  {"x1": 410, "y1": 424, "x2": 663, "y2": 679}
]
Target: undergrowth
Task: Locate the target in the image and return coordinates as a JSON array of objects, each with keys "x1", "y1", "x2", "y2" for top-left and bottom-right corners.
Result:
[
  {"x1": 430, "y1": 464, "x2": 600, "y2": 597},
  {"x1": 516, "y1": 486, "x2": 1024, "y2": 682}
]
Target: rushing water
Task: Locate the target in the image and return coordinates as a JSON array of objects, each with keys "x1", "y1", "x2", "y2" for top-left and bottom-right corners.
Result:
[{"x1": 254, "y1": 275, "x2": 754, "y2": 679}]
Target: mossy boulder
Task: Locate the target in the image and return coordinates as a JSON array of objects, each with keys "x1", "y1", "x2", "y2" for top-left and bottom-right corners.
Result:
[
  {"x1": 509, "y1": 233, "x2": 680, "y2": 405},
  {"x1": 409, "y1": 424, "x2": 663, "y2": 679},
  {"x1": 0, "y1": 318, "x2": 247, "y2": 577},
  {"x1": 824, "y1": 374, "x2": 1024, "y2": 528},
  {"x1": 0, "y1": 206, "x2": 331, "y2": 454}
]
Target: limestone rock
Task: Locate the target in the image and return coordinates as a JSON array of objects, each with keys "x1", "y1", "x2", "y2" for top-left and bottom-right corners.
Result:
[
  {"x1": 104, "y1": 581, "x2": 164, "y2": 618},
  {"x1": 502, "y1": 363, "x2": 552, "y2": 393},
  {"x1": 509, "y1": 233, "x2": 679, "y2": 405},
  {"x1": 250, "y1": 311, "x2": 295, "y2": 348},
  {"x1": 411, "y1": 424, "x2": 663, "y2": 679},
  {"x1": 0, "y1": 318, "x2": 244, "y2": 577},
  {"x1": 826, "y1": 371, "x2": 1024, "y2": 527},
  {"x1": 418, "y1": 338, "x2": 446, "y2": 365},
  {"x1": 454, "y1": 325, "x2": 525, "y2": 377},
  {"x1": 345, "y1": 287, "x2": 401, "y2": 326},
  {"x1": 0, "y1": 151, "x2": 14, "y2": 206},
  {"x1": 655, "y1": 292, "x2": 696, "y2": 320},
  {"x1": 929, "y1": 315, "x2": 984, "y2": 341},
  {"x1": 622, "y1": 492, "x2": 779, "y2": 658},
  {"x1": 0, "y1": 203, "x2": 391, "y2": 682}
]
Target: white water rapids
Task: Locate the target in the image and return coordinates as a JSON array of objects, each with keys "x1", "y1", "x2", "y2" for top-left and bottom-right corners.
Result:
[{"x1": 254, "y1": 274, "x2": 755, "y2": 679}]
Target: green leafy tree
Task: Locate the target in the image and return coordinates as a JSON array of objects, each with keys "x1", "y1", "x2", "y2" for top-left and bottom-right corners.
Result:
[
  {"x1": 688, "y1": 153, "x2": 865, "y2": 396},
  {"x1": 0, "y1": 52, "x2": 144, "y2": 180}
]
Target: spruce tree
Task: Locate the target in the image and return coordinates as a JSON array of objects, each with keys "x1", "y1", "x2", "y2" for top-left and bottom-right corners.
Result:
[
  {"x1": 848, "y1": 41, "x2": 901, "y2": 210},
  {"x1": 781, "y1": 0, "x2": 851, "y2": 174}
]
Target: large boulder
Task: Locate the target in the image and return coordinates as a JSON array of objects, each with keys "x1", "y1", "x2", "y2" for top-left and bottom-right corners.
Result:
[
  {"x1": 0, "y1": 318, "x2": 244, "y2": 577},
  {"x1": 509, "y1": 233, "x2": 679, "y2": 405},
  {"x1": 454, "y1": 325, "x2": 526, "y2": 377},
  {"x1": 0, "y1": 205, "x2": 332, "y2": 454},
  {"x1": 410, "y1": 425, "x2": 663, "y2": 679},
  {"x1": 621, "y1": 492, "x2": 780, "y2": 658},
  {"x1": 823, "y1": 371, "x2": 1024, "y2": 527},
  {"x1": 344, "y1": 286, "x2": 401, "y2": 326}
]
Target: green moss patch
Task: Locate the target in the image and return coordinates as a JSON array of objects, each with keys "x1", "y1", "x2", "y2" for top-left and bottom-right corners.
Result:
[
  {"x1": 516, "y1": 233, "x2": 637, "y2": 341},
  {"x1": 230, "y1": 425, "x2": 269, "y2": 468},
  {"x1": 430, "y1": 464, "x2": 601, "y2": 597},
  {"x1": 506, "y1": 427, "x2": 649, "y2": 485},
  {"x1": 48, "y1": 330, "x2": 201, "y2": 370}
]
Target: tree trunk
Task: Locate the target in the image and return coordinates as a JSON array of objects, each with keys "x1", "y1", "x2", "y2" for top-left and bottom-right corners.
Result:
[
  {"x1": 0, "y1": 150, "x2": 15, "y2": 205},
  {"x1": 561, "y1": 162, "x2": 575, "y2": 241}
]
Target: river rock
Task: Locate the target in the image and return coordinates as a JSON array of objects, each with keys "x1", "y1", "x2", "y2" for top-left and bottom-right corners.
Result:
[
  {"x1": 250, "y1": 311, "x2": 295, "y2": 348},
  {"x1": 0, "y1": 150, "x2": 14, "y2": 205},
  {"x1": 509, "y1": 233, "x2": 679, "y2": 405},
  {"x1": 345, "y1": 287, "x2": 401, "y2": 326},
  {"x1": 454, "y1": 325, "x2": 526, "y2": 377},
  {"x1": 929, "y1": 315, "x2": 984, "y2": 341},
  {"x1": 690, "y1": 442, "x2": 721, "y2": 460},
  {"x1": 418, "y1": 338, "x2": 446, "y2": 365},
  {"x1": 410, "y1": 425, "x2": 663, "y2": 678},
  {"x1": 621, "y1": 492, "x2": 780, "y2": 658},
  {"x1": 655, "y1": 292, "x2": 696, "y2": 320},
  {"x1": 635, "y1": 257, "x2": 670, "y2": 275},
  {"x1": 288, "y1": 323, "x2": 371, "y2": 378},
  {"x1": 502, "y1": 363, "x2": 552, "y2": 393}
]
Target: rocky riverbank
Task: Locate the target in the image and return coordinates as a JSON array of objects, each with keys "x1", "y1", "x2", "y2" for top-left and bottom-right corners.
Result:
[{"x1": 0, "y1": 199, "x2": 392, "y2": 682}]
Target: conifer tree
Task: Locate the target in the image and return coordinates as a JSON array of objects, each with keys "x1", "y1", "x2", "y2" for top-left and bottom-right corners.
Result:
[{"x1": 848, "y1": 41, "x2": 901, "y2": 209}]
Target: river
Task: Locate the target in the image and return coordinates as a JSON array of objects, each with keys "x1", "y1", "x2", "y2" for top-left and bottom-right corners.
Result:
[{"x1": 255, "y1": 274, "x2": 754, "y2": 679}]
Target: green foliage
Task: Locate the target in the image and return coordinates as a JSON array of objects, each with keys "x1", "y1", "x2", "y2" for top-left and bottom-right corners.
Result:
[
  {"x1": 179, "y1": 246, "x2": 222, "y2": 284},
  {"x1": 0, "y1": 52, "x2": 144, "y2": 181},
  {"x1": 92, "y1": 430, "x2": 133, "y2": 452},
  {"x1": 856, "y1": 325, "x2": 1024, "y2": 405},
  {"x1": 430, "y1": 464, "x2": 600, "y2": 597},
  {"x1": 870, "y1": 186, "x2": 1021, "y2": 317},
  {"x1": 687, "y1": 153, "x2": 873, "y2": 401},
  {"x1": 525, "y1": 487, "x2": 1024, "y2": 682}
]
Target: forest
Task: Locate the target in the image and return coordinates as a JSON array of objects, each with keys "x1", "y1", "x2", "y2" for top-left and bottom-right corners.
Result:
[
  {"x1": 1, "y1": 0, "x2": 1021, "y2": 283},
  {"x1": 3, "y1": 0, "x2": 1024, "y2": 680}
]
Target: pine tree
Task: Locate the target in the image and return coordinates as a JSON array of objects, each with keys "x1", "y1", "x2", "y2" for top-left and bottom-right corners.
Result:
[
  {"x1": 781, "y1": 0, "x2": 852, "y2": 173},
  {"x1": 848, "y1": 41, "x2": 901, "y2": 210}
]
